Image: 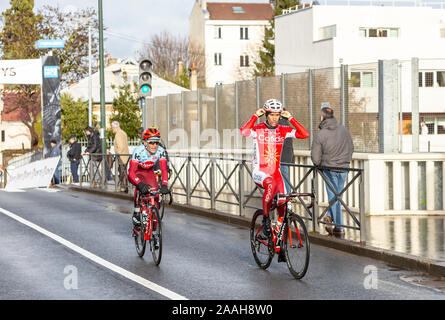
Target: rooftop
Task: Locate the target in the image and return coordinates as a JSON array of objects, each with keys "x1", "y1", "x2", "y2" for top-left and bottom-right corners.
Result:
[
  {"x1": 279, "y1": 0, "x2": 445, "y2": 16},
  {"x1": 206, "y1": 2, "x2": 274, "y2": 20}
]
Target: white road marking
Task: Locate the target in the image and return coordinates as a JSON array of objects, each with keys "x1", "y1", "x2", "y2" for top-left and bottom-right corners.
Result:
[{"x1": 0, "y1": 206, "x2": 187, "y2": 300}]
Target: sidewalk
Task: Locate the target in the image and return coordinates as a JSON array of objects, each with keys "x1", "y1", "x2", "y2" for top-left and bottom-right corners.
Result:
[{"x1": 62, "y1": 183, "x2": 445, "y2": 276}]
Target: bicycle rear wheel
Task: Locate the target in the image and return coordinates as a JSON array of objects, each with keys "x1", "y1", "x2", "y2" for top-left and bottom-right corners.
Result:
[
  {"x1": 284, "y1": 213, "x2": 310, "y2": 279},
  {"x1": 134, "y1": 209, "x2": 147, "y2": 257},
  {"x1": 150, "y1": 206, "x2": 162, "y2": 266},
  {"x1": 250, "y1": 209, "x2": 274, "y2": 269}
]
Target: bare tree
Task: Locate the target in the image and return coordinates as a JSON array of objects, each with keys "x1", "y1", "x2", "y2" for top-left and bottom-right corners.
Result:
[{"x1": 138, "y1": 30, "x2": 205, "y2": 88}]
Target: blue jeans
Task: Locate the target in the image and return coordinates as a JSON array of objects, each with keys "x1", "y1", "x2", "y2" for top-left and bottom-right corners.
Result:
[
  {"x1": 70, "y1": 161, "x2": 79, "y2": 183},
  {"x1": 281, "y1": 165, "x2": 291, "y2": 194},
  {"x1": 323, "y1": 170, "x2": 348, "y2": 230},
  {"x1": 53, "y1": 167, "x2": 60, "y2": 185}
]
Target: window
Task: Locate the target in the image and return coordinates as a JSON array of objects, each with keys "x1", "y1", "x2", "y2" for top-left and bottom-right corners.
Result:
[
  {"x1": 318, "y1": 25, "x2": 336, "y2": 40},
  {"x1": 419, "y1": 72, "x2": 423, "y2": 87},
  {"x1": 214, "y1": 53, "x2": 222, "y2": 66},
  {"x1": 1, "y1": 130, "x2": 4, "y2": 142},
  {"x1": 360, "y1": 27, "x2": 399, "y2": 38},
  {"x1": 240, "y1": 55, "x2": 249, "y2": 67},
  {"x1": 436, "y1": 71, "x2": 445, "y2": 87},
  {"x1": 350, "y1": 71, "x2": 374, "y2": 88},
  {"x1": 389, "y1": 28, "x2": 399, "y2": 38},
  {"x1": 232, "y1": 6, "x2": 244, "y2": 13},
  {"x1": 425, "y1": 72, "x2": 434, "y2": 87},
  {"x1": 438, "y1": 118, "x2": 445, "y2": 134},
  {"x1": 369, "y1": 28, "x2": 377, "y2": 37},
  {"x1": 214, "y1": 26, "x2": 222, "y2": 39},
  {"x1": 240, "y1": 27, "x2": 248, "y2": 40},
  {"x1": 362, "y1": 72, "x2": 373, "y2": 87}
]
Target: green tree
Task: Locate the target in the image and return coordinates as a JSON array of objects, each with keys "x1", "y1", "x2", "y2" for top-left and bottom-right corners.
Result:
[
  {"x1": 253, "y1": 0, "x2": 299, "y2": 77},
  {"x1": 109, "y1": 72, "x2": 141, "y2": 140},
  {"x1": 61, "y1": 93, "x2": 94, "y2": 141},
  {"x1": 0, "y1": 0, "x2": 42, "y2": 59}
]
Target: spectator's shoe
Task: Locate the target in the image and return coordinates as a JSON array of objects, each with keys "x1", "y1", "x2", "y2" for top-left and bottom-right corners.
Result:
[
  {"x1": 323, "y1": 216, "x2": 334, "y2": 236},
  {"x1": 333, "y1": 228, "x2": 345, "y2": 239},
  {"x1": 277, "y1": 249, "x2": 287, "y2": 263},
  {"x1": 120, "y1": 187, "x2": 128, "y2": 193}
]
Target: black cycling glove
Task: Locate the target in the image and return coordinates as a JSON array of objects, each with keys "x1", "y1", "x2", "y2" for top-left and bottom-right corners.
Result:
[
  {"x1": 138, "y1": 182, "x2": 151, "y2": 194},
  {"x1": 160, "y1": 185, "x2": 169, "y2": 195}
]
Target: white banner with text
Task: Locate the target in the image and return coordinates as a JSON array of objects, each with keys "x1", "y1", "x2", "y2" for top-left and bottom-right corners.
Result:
[{"x1": 5, "y1": 156, "x2": 60, "y2": 190}]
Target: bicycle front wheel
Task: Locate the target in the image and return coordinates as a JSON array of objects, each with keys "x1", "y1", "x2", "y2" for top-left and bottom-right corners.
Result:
[
  {"x1": 284, "y1": 213, "x2": 310, "y2": 279},
  {"x1": 150, "y1": 206, "x2": 162, "y2": 266},
  {"x1": 159, "y1": 195, "x2": 165, "y2": 220},
  {"x1": 250, "y1": 209, "x2": 274, "y2": 269}
]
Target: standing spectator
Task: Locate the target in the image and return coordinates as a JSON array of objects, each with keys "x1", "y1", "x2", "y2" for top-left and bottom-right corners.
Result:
[
  {"x1": 82, "y1": 126, "x2": 101, "y2": 159},
  {"x1": 421, "y1": 120, "x2": 429, "y2": 136},
  {"x1": 67, "y1": 135, "x2": 81, "y2": 183},
  {"x1": 311, "y1": 104, "x2": 354, "y2": 238},
  {"x1": 279, "y1": 110, "x2": 295, "y2": 194},
  {"x1": 48, "y1": 139, "x2": 61, "y2": 185},
  {"x1": 111, "y1": 121, "x2": 130, "y2": 192}
]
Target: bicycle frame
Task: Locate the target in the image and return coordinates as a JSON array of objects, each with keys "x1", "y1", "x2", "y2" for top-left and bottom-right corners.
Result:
[
  {"x1": 139, "y1": 193, "x2": 159, "y2": 241},
  {"x1": 255, "y1": 192, "x2": 311, "y2": 253}
]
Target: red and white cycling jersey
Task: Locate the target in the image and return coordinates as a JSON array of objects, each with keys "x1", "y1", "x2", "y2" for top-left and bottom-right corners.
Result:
[
  {"x1": 241, "y1": 114, "x2": 309, "y2": 178},
  {"x1": 240, "y1": 114, "x2": 309, "y2": 217}
]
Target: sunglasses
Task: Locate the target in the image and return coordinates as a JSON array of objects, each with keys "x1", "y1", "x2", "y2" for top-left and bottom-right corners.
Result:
[{"x1": 148, "y1": 141, "x2": 159, "y2": 145}]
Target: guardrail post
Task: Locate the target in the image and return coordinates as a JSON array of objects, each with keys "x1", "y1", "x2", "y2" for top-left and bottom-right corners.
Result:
[
  {"x1": 89, "y1": 156, "x2": 93, "y2": 187},
  {"x1": 312, "y1": 168, "x2": 319, "y2": 233},
  {"x1": 186, "y1": 156, "x2": 191, "y2": 205},
  {"x1": 79, "y1": 158, "x2": 83, "y2": 187},
  {"x1": 210, "y1": 158, "x2": 215, "y2": 210},
  {"x1": 238, "y1": 160, "x2": 245, "y2": 217},
  {"x1": 114, "y1": 155, "x2": 119, "y2": 192},
  {"x1": 359, "y1": 170, "x2": 366, "y2": 245}
]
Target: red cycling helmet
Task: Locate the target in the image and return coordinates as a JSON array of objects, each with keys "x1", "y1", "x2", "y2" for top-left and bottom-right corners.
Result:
[{"x1": 142, "y1": 127, "x2": 161, "y2": 141}]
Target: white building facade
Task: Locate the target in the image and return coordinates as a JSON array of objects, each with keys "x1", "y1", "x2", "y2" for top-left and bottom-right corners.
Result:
[
  {"x1": 189, "y1": 0, "x2": 274, "y2": 87},
  {"x1": 275, "y1": 3, "x2": 445, "y2": 73},
  {"x1": 275, "y1": 2, "x2": 445, "y2": 152}
]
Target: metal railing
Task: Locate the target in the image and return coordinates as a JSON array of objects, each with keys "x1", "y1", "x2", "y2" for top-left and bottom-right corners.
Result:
[
  {"x1": 72, "y1": 153, "x2": 365, "y2": 243},
  {"x1": 167, "y1": 154, "x2": 365, "y2": 243}
]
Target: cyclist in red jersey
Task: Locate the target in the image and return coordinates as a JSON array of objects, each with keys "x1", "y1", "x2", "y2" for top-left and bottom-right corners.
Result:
[
  {"x1": 128, "y1": 127, "x2": 169, "y2": 234},
  {"x1": 240, "y1": 99, "x2": 309, "y2": 260}
]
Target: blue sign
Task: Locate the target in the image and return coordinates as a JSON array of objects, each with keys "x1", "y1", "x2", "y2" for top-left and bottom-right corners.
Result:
[
  {"x1": 35, "y1": 39, "x2": 65, "y2": 49},
  {"x1": 43, "y1": 66, "x2": 59, "y2": 79}
]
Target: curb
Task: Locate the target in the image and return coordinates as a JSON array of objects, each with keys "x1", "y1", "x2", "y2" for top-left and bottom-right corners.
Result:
[{"x1": 65, "y1": 185, "x2": 445, "y2": 277}]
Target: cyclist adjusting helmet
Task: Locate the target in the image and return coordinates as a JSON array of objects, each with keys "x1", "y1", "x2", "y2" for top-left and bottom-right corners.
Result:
[{"x1": 240, "y1": 99, "x2": 309, "y2": 261}]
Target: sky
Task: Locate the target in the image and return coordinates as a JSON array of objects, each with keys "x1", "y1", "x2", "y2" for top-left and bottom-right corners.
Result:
[{"x1": 0, "y1": 0, "x2": 270, "y2": 60}]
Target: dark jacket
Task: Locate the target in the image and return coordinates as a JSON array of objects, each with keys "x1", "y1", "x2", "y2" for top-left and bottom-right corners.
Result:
[
  {"x1": 85, "y1": 130, "x2": 101, "y2": 160},
  {"x1": 67, "y1": 141, "x2": 82, "y2": 162},
  {"x1": 311, "y1": 117, "x2": 354, "y2": 170},
  {"x1": 278, "y1": 118, "x2": 295, "y2": 164}
]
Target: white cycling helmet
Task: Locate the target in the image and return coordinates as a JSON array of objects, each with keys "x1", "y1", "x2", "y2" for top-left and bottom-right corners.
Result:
[{"x1": 262, "y1": 99, "x2": 283, "y2": 113}]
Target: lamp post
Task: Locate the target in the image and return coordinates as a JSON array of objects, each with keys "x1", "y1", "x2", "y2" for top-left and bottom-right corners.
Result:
[{"x1": 98, "y1": 0, "x2": 106, "y2": 154}]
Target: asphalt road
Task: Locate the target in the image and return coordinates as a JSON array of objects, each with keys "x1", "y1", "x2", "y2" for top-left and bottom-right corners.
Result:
[{"x1": 0, "y1": 187, "x2": 443, "y2": 300}]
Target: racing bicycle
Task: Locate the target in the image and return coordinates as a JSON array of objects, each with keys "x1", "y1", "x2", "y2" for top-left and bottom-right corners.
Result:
[
  {"x1": 250, "y1": 192, "x2": 313, "y2": 279},
  {"x1": 133, "y1": 189, "x2": 162, "y2": 265}
]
